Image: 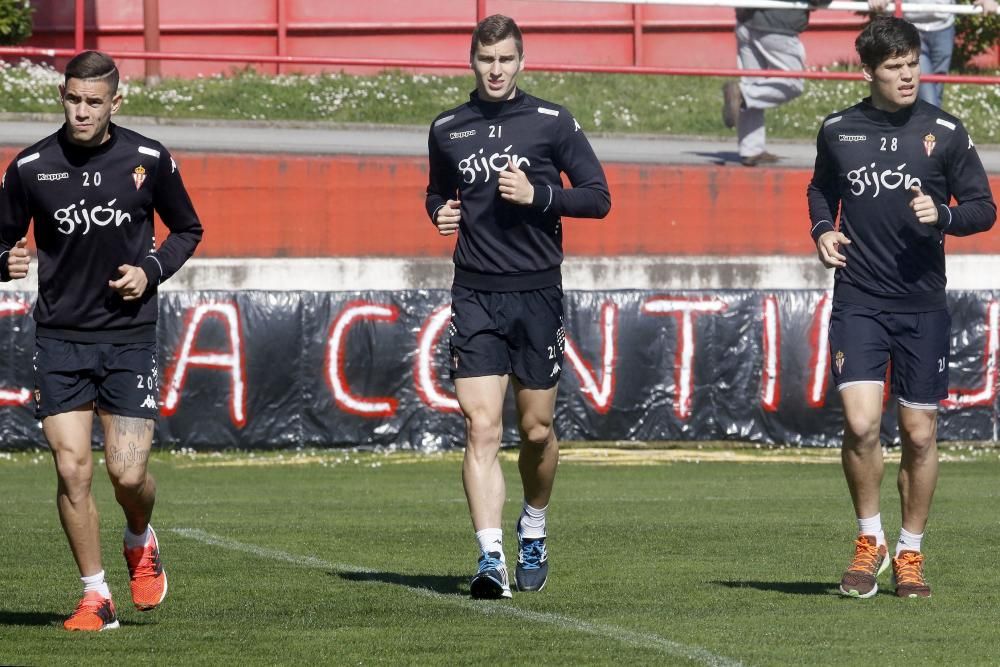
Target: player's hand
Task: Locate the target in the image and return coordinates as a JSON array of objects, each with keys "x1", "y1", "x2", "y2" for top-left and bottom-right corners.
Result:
[
  {"x1": 909, "y1": 186, "x2": 938, "y2": 226},
  {"x1": 816, "y1": 230, "x2": 850, "y2": 269},
  {"x1": 109, "y1": 264, "x2": 149, "y2": 301},
  {"x1": 974, "y1": 0, "x2": 998, "y2": 15},
  {"x1": 6, "y1": 237, "x2": 30, "y2": 279},
  {"x1": 498, "y1": 159, "x2": 534, "y2": 206},
  {"x1": 435, "y1": 199, "x2": 461, "y2": 236}
]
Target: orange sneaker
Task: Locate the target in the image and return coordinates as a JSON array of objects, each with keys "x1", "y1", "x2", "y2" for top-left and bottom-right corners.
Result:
[
  {"x1": 892, "y1": 550, "x2": 932, "y2": 598},
  {"x1": 839, "y1": 534, "x2": 889, "y2": 598},
  {"x1": 124, "y1": 525, "x2": 168, "y2": 611},
  {"x1": 63, "y1": 591, "x2": 119, "y2": 631}
]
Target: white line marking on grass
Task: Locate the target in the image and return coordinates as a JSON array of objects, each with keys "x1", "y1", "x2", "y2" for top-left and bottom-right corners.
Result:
[{"x1": 171, "y1": 527, "x2": 744, "y2": 667}]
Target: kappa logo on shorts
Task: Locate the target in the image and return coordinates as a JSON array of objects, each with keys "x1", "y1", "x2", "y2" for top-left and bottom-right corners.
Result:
[
  {"x1": 834, "y1": 350, "x2": 845, "y2": 375},
  {"x1": 452, "y1": 352, "x2": 460, "y2": 370},
  {"x1": 550, "y1": 362, "x2": 561, "y2": 378},
  {"x1": 140, "y1": 394, "x2": 157, "y2": 409},
  {"x1": 33, "y1": 388, "x2": 41, "y2": 404}
]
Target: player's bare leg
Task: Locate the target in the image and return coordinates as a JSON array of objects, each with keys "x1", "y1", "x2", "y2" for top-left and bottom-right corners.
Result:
[
  {"x1": 456, "y1": 374, "x2": 512, "y2": 598},
  {"x1": 100, "y1": 411, "x2": 167, "y2": 611},
  {"x1": 837, "y1": 384, "x2": 890, "y2": 598},
  {"x1": 46, "y1": 404, "x2": 120, "y2": 630},
  {"x1": 514, "y1": 382, "x2": 559, "y2": 510},
  {"x1": 840, "y1": 383, "x2": 885, "y2": 520},
  {"x1": 45, "y1": 405, "x2": 102, "y2": 578},
  {"x1": 100, "y1": 412, "x2": 157, "y2": 534},
  {"x1": 892, "y1": 405, "x2": 938, "y2": 597},
  {"x1": 512, "y1": 381, "x2": 558, "y2": 592}
]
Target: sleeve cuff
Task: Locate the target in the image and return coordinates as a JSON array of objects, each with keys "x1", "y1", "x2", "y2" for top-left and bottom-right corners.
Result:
[
  {"x1": 933, "y1": 205, "x2": 952, "y2": 232},
  {"x1": 810, "y1": 220, "x2": 836, "y2": 242},
  {"x1": 140, "y1": 255, "x2": 164, "y2": 285},
  {"x1": 0, "y1": 251, "x2": 10, "y2": 282},
  {"x1": 531, "y1": 185, "x2": 554, "y2": 212}
]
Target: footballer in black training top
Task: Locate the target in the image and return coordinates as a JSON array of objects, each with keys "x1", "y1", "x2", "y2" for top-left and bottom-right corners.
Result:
[
  {"x1": 0, "y1": 51, "x2": 202, "y2": 631},
  {"x1": 808, "y1": 17, "x2": 995, "y2": 601},
  {"x1": 425, "y1": 15, "x2": 610, "y2": 600}
]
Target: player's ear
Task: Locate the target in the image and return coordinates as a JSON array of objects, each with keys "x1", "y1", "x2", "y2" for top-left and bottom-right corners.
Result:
[
  {"x1": 58, "y1": 83, "x2": 66, "y2": 101},
  {"x1": 518, "y1": 55, "x2": 525, "y2": 73},
  {"x1": 861, "y1": 65, "x2": 873, "y2": 83},
  {"x1": 111, "y1": 92, "x2": 123, "y2": 115}
]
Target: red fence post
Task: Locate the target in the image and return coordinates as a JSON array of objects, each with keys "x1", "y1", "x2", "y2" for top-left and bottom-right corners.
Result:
[
  {"x1": 277, "y1": 0, "x2": 288, "y2": 75},
  {"x1": 477, "y1": 0, "x2": 487, "y2": 23},
  {"x1": 74, "y1": 0, "x2": 84, "y2": 53},
  {"x1": 143, "y1": 0, "x2": 161, "y2": 85},
  {"x1": 633, "y1": 3, "x2": 643, "y2": 67}
]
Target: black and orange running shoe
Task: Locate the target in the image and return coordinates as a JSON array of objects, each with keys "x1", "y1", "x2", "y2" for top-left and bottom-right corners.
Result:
[
  {"x1": 892, "y1": 550, "x2": 932, "y2": 598},
  {"x1": 63, "y1": 591, "x2": 119, "y2": 631},
  {"x1": 124, "y1": 525, "x2": 168, "y2": 611},
  {"x1": 839, "y1": 534, "x2": 889, "y2": 599}
]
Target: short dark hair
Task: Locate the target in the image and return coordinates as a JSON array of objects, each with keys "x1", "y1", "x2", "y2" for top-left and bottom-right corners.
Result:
[
  {"x1": 855, "y1": 16, "x2": 921, "y2": 71},
  {"x1": 470, "y1": 14, "x2": 523, "y2": 60},
  {"x1": 64, "y1": 50, "x2": 120, "y2": 95}
]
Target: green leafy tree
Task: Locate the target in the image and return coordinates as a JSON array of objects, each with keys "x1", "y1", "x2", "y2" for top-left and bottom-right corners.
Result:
[
  {"x1": 0, "y1": 0, "x2": 32, "y2": 46},
  {"x1": 954, "y1": 0, "x2": 1000, "y2": 70}
]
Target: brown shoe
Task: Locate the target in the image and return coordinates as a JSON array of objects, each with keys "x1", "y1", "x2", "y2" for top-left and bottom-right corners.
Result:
[
  {"x1": 839, "y1": 535, "x2": 889, "y2": 599},
  {"x1": 722, "y1": 81, "x2": 743, "y2": 128},
  {"x1": 892, "y1": 550, "x2": 931, "y2": 598},
  {"x1": 740, "y1": 151, "x2": 781, "y2": 167}
]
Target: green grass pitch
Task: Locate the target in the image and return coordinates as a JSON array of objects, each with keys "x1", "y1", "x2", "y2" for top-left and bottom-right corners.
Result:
[{"x1": 2, "y1": 447, "x2": 999, "y2": 665}]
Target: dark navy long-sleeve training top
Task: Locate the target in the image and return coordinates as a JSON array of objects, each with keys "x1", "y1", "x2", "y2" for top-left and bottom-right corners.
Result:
[
  {"x1": 808, "y1": 98, "x2": 996, "y2": 312},
  {"x1": 426, "y1": 90, "x2": 611, "y2": 292},
  {"x1": 0, "y1": 123, "x2": 203, "y2": 342}
]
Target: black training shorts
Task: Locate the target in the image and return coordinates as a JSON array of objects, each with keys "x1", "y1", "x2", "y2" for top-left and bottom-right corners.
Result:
[
  {"x1": 449, "y1": 284, "x2": 566, "y2": 390},
  {"x1": 33, "y1": 337, "x2": 160, "y2": 420},
  {"x1": 828, "y1": 301, "x2": 950, "y2": 408}
]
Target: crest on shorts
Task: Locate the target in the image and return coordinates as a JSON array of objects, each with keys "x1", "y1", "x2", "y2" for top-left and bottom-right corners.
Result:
[
  {"x1": 834, "y1": 350, "x2": 845, "y2": 375},
  {"x1": 923, "y1": 133, "x2": 936, "y2": 157},
  {"x1": 133, "y1": 165, "x2": 147, "y2": 190}
]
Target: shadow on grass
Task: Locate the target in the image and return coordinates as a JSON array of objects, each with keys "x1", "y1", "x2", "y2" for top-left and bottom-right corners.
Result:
[
  {"x1": 0, "y1": 610, "x2": 63, "y2": 627},
  {"x1": 332, "y1": 570, "x2": 468, "y2": 596},
  {"x1": 712, "y1": 580, "x2": 838, "y2": 596}
]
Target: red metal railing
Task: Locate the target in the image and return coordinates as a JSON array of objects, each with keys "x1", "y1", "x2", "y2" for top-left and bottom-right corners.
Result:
[{"x1": 4, "y1": 0, "x2": 995, "y2": 85}]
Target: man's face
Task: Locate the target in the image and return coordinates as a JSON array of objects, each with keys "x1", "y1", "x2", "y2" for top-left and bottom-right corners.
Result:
[
  {"x1": 472, "y1": 37, "x2": 523, "y2": 102},
  {"x1": 59, "y1": 77, "x2": 122, "y2": 147},
  {"x1": 865, "y1": 50, "x2": 920, "y2": 112}
]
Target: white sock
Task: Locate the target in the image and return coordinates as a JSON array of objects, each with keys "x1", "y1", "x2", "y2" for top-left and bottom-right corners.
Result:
[
  {"x1": 857, "y1": 513, "x2": 886, "y2": 548},
  {"x1": 124, "y1": 525, "x2": 151, "y2": 549},
  {"x1": 896, "y1": 527, "x2": 923, "y2": 556},
  {"x1": 81, "y1": 570, "x2": 111, "y2": 599},
  {"x1": 519, "y1": 502, "x2": 548, "y2": 539},
  {"x1": 475, "y1": 528, "x2": 504, "y2": 560}
]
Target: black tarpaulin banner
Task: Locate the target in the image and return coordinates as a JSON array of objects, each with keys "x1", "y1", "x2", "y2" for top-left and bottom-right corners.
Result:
[{"x1": 0, "y1": 290, "x2": 997, "y2": 449}]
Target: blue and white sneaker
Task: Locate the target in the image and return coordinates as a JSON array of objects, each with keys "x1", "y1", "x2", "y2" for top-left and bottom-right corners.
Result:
[
  {"x1": 515, "y1": 519, "x2": 549, "y2": 592},
  {"x1": 470, "y1": 551, "x2": 512, "y2": 599}
]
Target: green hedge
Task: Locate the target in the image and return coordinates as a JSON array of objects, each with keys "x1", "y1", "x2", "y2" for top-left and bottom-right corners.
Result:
[
  {"x1": 0, "y1": 0, "x2": 31, "y2": 46},
  {"x1": 955, "y1": 0, "x2": 1000, "y2": 69}
]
